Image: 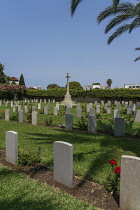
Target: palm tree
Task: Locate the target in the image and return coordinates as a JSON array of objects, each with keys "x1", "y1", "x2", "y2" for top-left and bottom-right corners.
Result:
[
  {"x1": 106, "y1": 79, "x2": 113, "y2": 89},
  {"x1": 97, "y1": 2, "x2": 140, "y2": 44},
  {"x1": 71, "y1": 0, "x2": 120, "y2": 16}
]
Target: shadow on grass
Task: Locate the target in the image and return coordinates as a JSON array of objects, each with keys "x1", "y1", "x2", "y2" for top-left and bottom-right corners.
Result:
[{"x1": 25, "y1": 126, "x2": 140, "y2": 189}]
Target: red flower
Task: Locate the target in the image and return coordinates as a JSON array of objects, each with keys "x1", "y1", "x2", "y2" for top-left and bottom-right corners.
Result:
[
  {"x1": 114, "y1": 166, "x2": 121, "y2": 174},
  {"x1": 109, "y1": 159, "x2": 118, "y2": 165}
]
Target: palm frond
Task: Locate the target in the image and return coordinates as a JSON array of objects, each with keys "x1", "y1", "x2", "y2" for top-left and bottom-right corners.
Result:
[
  {"x1": 71, "y1": 0, "x2": 83, "y2": 16},
  {"x1": 97, "y1": 2, "x2": 135, "y2": 24},
  {"x1": 129, "y1": 18, "x2": 140, "y2": 33},
  {"x1": 107, "y1": 24, "x2": 131, "y2": 44},
  {"x1": 135, "y1": 47, "x2": 140, "y2": 51},
  {"x1": 98, "y1": 5, "x2": 118, "y2": 23},
  {"x1": 134, "y1": 56, "x2": 140, "y2": 62},
  {"x1": 113, "y1": 0, "x2": 120, "y2": 11},
  {"x1": 105, "y1": 14, "x2": 136, "y2": 33}
]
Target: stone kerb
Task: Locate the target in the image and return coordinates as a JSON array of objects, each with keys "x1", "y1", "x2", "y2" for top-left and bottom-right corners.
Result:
[
  {"x1": 114, "y1": 117, "x2": 125, "y2": 136},
  {"x1": 6, "y1": 131, "x2": 18, "y2": 165},
  {"x1": 120, "y1": 155, "x2": 140, "y2": 210},
  {"x1": 54, "y1": 141, "x2": 73, "y2": 187},
  {"x1": 65, "y1": 114, "x2": 73, "y2": 130}
]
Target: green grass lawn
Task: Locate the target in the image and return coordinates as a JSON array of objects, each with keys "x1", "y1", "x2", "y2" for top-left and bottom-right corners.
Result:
[
  {"x1": 1, "y1": 101, "x2": 140, "y2": 186},
  {"x1": 0, "y1": 119, "x2": 140, "y2": 186},
  {"x1": 0, "y1": 164, "x2": 97, "y2": 210}
]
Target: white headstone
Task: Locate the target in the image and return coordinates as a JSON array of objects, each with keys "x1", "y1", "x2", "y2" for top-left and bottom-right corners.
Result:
[
  {"x1": 96, "y1": 105, "x2": 100, "y2": 113},
  {"x1": 44, "y1": 106, "x2": 49, "y2": 115},
  {"x1": 18, "y1": 110, "x2": 24, "y2": 123},
  {"x1": 114, "y1": 109, "x2": 120, "y2": 119},
  {"x1": 76, "y1": 107, "x2": 82, "y2": 118},
  {"x1": 89, "y1": 108, "x2": 95, "y2": 116},
  {"x1": 134, "y1": 110, "x2": 140, "y2": 122},
  {"x1": 5, "y1": 109, "x2": 9, "y2": 121},
  {"x1": 18, "y1": 105, "x2": 21, "y2": 112},
  {"x1": 66, "y1": 107, "x2": 70, "y2": 114},
  {"x1": 32, "y1": 111, "x2": 37, "y2": 125},
  {"x1": 54, "y1": 141, "x2": 73, "y2": 187},
  {"x1": 6, "y1": 131, "x2": 18, "y2": 165},
  {"x1": 65, "y1": 114, "x2": 73, "y2": 130},
  {"x1": 24, "y1": 105, "x2": 28, "y2": 113},
  {"x1": 120, "y1": 155, "x2": 140, "y2": 210},
  {"x1": 11, "y1": 101, "x2": 13, "y2": 107},
  {"x1": 54, "y1": 107, "x2": 58, "y2": 116},
  {"x1": 114, "y1": 117, "x2": 125, "y2": 136},
  {"x1": 88, "y1": 116, "x2": 96, "y2": 133},
  {"x1": 38, "y1": 103, "x2": 41, "y2": 109}
]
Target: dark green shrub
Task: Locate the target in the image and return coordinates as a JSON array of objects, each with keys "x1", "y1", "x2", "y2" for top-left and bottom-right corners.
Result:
[
  {"x1": 0, "y1": 110, "x2": 5, "y2": 119},
  {"x1": 26, "y1": 113, "x2": 32, "y2": 123},
  {"x1": 78, "y1": 116, "x2": 87, "y2": 130},
  {"x1": 97, "y1": 120, "x2": 114, "y2": 135},
  {"x1": 95, "y1": 113, "x2": 101, "y2": 119},
  {"x1": 44, "y1": 117, "x2": 53, "y2": 126},
  {"x1": 121, "y1": 107, "x2": 127, "y2": 114},
  {"x1": 18, "y1": 146, "x2": 41, "y2": 166},
  {"x1": 10, "y1": 113, "x2": 18, "y2": 121},
  {"x1": 39, "y1": 109, "x2": 44, "y2": 114}
]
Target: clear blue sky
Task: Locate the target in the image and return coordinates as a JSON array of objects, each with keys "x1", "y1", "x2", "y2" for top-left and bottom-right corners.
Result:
[{"x1": 0, "y1": 0, "x2": 139, "y2": 89}]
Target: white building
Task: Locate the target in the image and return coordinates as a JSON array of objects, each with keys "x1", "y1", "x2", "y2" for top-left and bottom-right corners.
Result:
[
  {"x1": 84, "y1": 84, "x2": 107, "y2": 90},
  {"x1": 9, "y1": 77, "x2": 19, "y2": 85},
  {"x1": 32, "y1": 85, "x2": 42, "y2": 90},
  {"x1": 124, "y1": 84, "x2": 140, "y2": 89}
]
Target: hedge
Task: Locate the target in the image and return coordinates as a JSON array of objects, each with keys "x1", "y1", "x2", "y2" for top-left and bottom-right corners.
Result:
[{"x1": 26, "y1": 88, "x2": 140, "y2": 99}]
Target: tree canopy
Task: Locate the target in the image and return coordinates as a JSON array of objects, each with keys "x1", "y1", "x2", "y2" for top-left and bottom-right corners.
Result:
[
  {"x1": 47, "y1": 83, "x2": 62, "y2": 89},
  {"x1": 92, "y1": 83, "x2": 100, "y2": 85},
  {"x1": 106, "y1": 79, "x2": 113, "y2": 89},
  {"x1": 19, "y1": 74, "x2": 25, "y2": 85},
  {"x1": 0, "y1": 63, "x2": 10, "y2": 84},
  {"x1": 69, "y1": 81, "x2": 83, "y2": 90}
]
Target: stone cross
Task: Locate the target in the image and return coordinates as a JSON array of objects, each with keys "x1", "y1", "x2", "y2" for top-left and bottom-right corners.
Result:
[{"x1": 65, "y1": 73, "x2": 71, "y2": 95}]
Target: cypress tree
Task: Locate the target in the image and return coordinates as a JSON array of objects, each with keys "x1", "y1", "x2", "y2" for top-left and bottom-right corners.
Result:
[{"x1": 19, "y1": 74, "x2": 25, "y2": 86}]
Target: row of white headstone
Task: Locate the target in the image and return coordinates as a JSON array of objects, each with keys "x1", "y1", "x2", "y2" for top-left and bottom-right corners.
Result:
[
  {"x1": 0, "y1": 98, "x2": 55, "y2": 105},
  {"x1": 5, "y1": 130, "x2": 140, "y2": 210},
  {"x1": 4, "y1": 109, "x2": 133, "y2": 136},
  {"x1": 66, "y1": 114, "x2": 125, "y2": 136}
]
